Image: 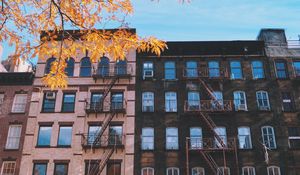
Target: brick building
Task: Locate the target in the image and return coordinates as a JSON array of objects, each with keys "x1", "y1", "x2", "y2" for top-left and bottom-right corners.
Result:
[
  {"x1": 0, "y1": 72, "x2": 34, "y2": 175},
  {"x1": 134, "y1": 29, "x2": 300, "y2": 175},
  {"x1": 19, "y1": 30, "x2": 136, "y2": 175}
]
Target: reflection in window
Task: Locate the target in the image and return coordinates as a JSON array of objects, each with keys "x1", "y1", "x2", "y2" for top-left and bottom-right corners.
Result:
[
  {"x1": 58, "y1": 126, "x2": 72, "y2": 146},
  {"x1": 80, "y1": 57, "x2": 91, "y2": 77},
  {"x1": 166, "y1": 127, "x2": 178, "y2": 150},
  {"x1": 98, "y1": 56, "x2": 109, "y2": 76},
  {"x1": 251, "y1": 61, "x2": 264, "y2": 79},
  {"x1": 186, "y1": 61, "x2": 198, "y2": 78},
  {"x1": 45, "y1": 57, "x2": 56, "y2": 74},
  {"x1": 238, "y1": 127, "x2": 252, "y2": 149},
  {"x1": 141, "y1": 127, "x2": 154, "y2": 150},
  {"x1": 190, "y1": 127, "x2": 202, "y2": 149},
  {"x1": 230, "y1": 61, "x2": 242, "y2": 79},
  {"x1": 65, "y1": 58, "x2": 74, "y2": 76},
  {"x1": 275, "y1": 61, "x2": 288, "y2": 79},
  {"x1": 209, "y1": 61, "x2": 220, "y2": 78},
  {"x1": 165, "y1": 92, "x2": 177, "y2": 112},
  {"x1": 37, "y1": 126, "x2": 52, "y2": 147},
  {"x1": 62, "y1": 93, "x2": 75, "y2": 112},
  {"x1": 261, "y1": 126, "x2": 276, "y2": 149},
  {"x1": 54, "y1": 163, "x2": 68, "y2": 175},
  {"x1": 165, "y1": 61, "x2": 176, "y2": 80},
  {"x1": 109, "y1": 126, "x2": 122, "y2": 145}
]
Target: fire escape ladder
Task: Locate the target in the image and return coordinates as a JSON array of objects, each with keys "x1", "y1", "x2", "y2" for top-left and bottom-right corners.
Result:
[
  {"x1": 199, "y1": 151, "x2": 218, "y2": 174},
  {"x1": 93, "y1": 112, "x2": 117, "y2": 146},
  {"x1": 97, "y1": 147, "x2": 115, "y2": 175},
  {"x1": 102, "y1": 77, "x2": 119, "y2": 100}
]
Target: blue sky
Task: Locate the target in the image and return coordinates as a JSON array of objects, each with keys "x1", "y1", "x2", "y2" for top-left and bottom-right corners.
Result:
[{"x1": 1, "y1": 0, "x2": 300, "y2": 60}]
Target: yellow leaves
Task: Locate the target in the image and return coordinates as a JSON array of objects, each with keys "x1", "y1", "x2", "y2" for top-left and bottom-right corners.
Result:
[
  {"x1": 138, "y1": 37, "x2": 167, "y2": 56},
  {"x1": 42, "y1": 59, "x2": 68, "y2": 89}
]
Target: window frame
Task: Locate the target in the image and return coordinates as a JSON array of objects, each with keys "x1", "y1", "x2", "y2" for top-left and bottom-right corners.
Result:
[
  {"x1": 267, "y1": 166, "x2": 281, "y2": 175},
  {"x1": 141, "y1": 167, "x2": 154, "y2": 175},
  {"x1": 54, "y1": 163, "x2": 69, "y2": 175},
  {"x1": 233, "y1": 91, "x2": 247, "y2": 111},
  {"x1": 190, "y1": 127, "x2": 203, "y2": 149},
  {"x1": 141, "y1": 127, "x2": 154, "y2": 150},
  {"x1": 33, "y1": 163, "x2": 47, "y2": 175},
  {"x1": 288, "y1": 127, "x2": 300, "y2": 149},
  {"x1": 108, "y1": 125, "x2": 123, "y2": 146},
  {"x1": 292, "y1": 61, "x2": 300, "y2": 77},
  {"x1": 256, "y1": 91, "x2": 270, "y2": 111},
  {"x1": 166, "y1": 127, "x2": 179, "y2": 150},
  {"x1": 87, "y1": 125, "x2": 101, "y2": 146},
  {"x1": 230, "y1": 60, "x2": 243, "y2": 79},
  {"x1": 214, "y1": 127, "x2": 227, "y2": 148},
  {"x1": 42, "y1": 92, "x2": 56, "y2": 113},
  {"x1": 65, "y1": 58, "x2": 75, "y2": 77},
  {"x1": 111, "y1": 92, "x2": 124, "y2": 111},
  {"x1": 5, "y1": 125, "x2": 22, "y2": 150},
  {"x1": 238, "y1": 126, "x2": 252, "y2": 149},
  {"x1": 217, "y1": 167, "x2": 230, "y2": 175},
  {"x1": 242, "y1": 166, "x2": 255, "y2": 175},
  {"x1": 164, "y1": 61, "x2": 176, "y2": 80},
  {"x1": 37, "y1": 125, "x2": 52, "y2": 147},
  {"x1": 208, "y1": 61, "x2": 220, "y2": 78},
  {"x1": 11, "y1": 93, "x2": 27, "y2": 113},
  {"x1": 98, "y1": 56, "x2": 110, "y2": 76},
  {"x1": 57, "y1": 126, "x2": 72, "y2": 147},
  {"x1": 165, "y1": 92, "x2": 177, "y2": 112},
  {"x1": 45, "y1": 57, "x2": 56, "y2": 74},
  {"x1": 166, "y1": 167, "x2": 180, "y2": 175},
  {"x1": 281, "y1": 92, "x2": 295, "y2": 112},
  {"x1": 186, "y1": 61, "x2": 198, "y2": 78},
  {"x1": 142, "y1": 92, "x2": 154, "y2": 112},
  {"x1": 261, "y1": 126, "x2": 277, "y2": 149},
  {"x1": 143, "y1": 62, "x2": 154, "y2": 79},
  {"x1": 274, "y1": 60, "x2": 289, "y2": 79},
  {"x1": 80, "y1": 57, "x2": 92, "y2": 77},
  {"x1": 1, "y1": 161, "x2": 16, "y2": 175},
  {"x1": 187, "y1": 91, "x2": 200, "y2": 110},
  {"x1": 251, "y1": 60, "x2": 265, "y2": 79},
  {"x1": 61, "y1": 93, "x2": 76, "y2": 112},
  {"x1": 191, "y1": 167, "x2": 205, "y2": 175}
]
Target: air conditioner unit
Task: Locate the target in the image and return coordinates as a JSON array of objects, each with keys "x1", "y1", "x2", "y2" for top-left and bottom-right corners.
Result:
[
  {"x1": 143, "y1": 70, "x2": 153, "y2": 79},
  {"x1": 46, "y1": 92, "x2": 56, "y2": 99},
  {"x1": 259, "y1": 106, "x2": 270, "y2": 111},
  {"x1": 237, "y1": 104, "x2": 247, "y2": 111}
]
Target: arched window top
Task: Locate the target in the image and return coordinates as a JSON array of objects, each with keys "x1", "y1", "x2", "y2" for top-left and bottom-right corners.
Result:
[
  {"x1": 141, "y1": 167, "x2": 154, "y2": 175},
  {"x1": 65, "y1": 58, "x2": 75, "y2": 76},
  {"x1": 80, "y1": 57, "x2": 91, "y2": 77},
  {"x1": 116, "y1": 59, "x2": 127, "y2": 65},
  {"x1": 267, "y1": 166, "x2": 281, "y2": 175},
  {"x1": 45, "y1": 57, "x2": 56, "y2": 74},
  {"x1": 81, "y1": 57, "x2": 91, "y2": 66},
  {"x1": 99, "y1": 56, "x2": 109, "y2": 65}
]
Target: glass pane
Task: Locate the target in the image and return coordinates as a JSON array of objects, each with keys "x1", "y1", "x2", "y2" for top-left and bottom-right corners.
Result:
[
  {"x1": 58, "y1": 126, "x2": 72, "y2": 146},
  {"x1": 33, "y1": 163, "x2": 47, "y2": 175},
  {"x1": 38, "y1": 126, "x2": 52, "y2": 146},
  {"x1": 54, "y1": 164, "x2": 68, "y2": 175}
]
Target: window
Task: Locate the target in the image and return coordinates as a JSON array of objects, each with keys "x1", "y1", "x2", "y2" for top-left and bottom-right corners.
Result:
[
  {"x1": 142, "y1": 92, "x2": 154, "y2": 112},
  {"x1": 109, "y1": 126, "x2": 122, "y2": 145},
  {"x1": 61, "y1": 93, "x2": 75, "y2": 112},
  {"x1": 54, "y1": 163, "x2": 68, "y2": 175},
  {"x1": 141, "y1": 127, "x2": 154, "y2": 150},
  {"x1": 0, "y1": 93, "x2": 4, "y2": 114},
  {"x1": 251, "y1": 61, "x2": 264, "y2": 79},
  {"x1": 85, "y1": 161, "x2": 98, "y2": 175},
  {"x1": 11, "y1": 94, "x2": 27, "y2": 113},
  {"x1": 111, "y1": 93, "x2": 123, "y2": 110},
  {"x1": 33, "y1": 163, "x2": 47, "y2": 175},
  {"x1": 88, "y1": 125, "x2": 101, "y2": 145},
  {"x1": 261, "y1": 126, "x2": 276, "y2": 149},
  {"x1": 45, "y1": 57, "x2": 55, "y2": 74},
  {"x1": 166, "y1": 167, "x2": 179, "y2": 175},
  {"x1": 293, "y1": 61, "x2": 300, "y2": 77},
  {"x1": 1, "y1": 161, "x2": 16, "y2": 175},
  {"x1": 65, "y1": 58, "x2": 74, "y2": 76},
  {"x1": 233, "y1": 91, "x2": 247, "y2": 111},
  {"x1": 115, "y1": 60, "x2": 127, "y2": 75},
  {"x1": 212, "y1": 91, "x2": 223, "y2": 110},
  {"x1": 37, "y1": 126, "x2": 52, "y2": 147},
  {"x1": 190, "y1": 127, "x2": 202, "y2": 149},
  {"x1": 98, "y1": 56, "x2": 109, "y2": 76},
  {"x1": 141, "y1": 167, "x2": 154, "y2": 175},
  {"x1": 143, "y1": 62, "x2": 154, "y2": 79},
  {"x1": 107, "y1": 162, "x2": 121, "y2": 175},
  {"x1": 186, "y1": 61, "x2": 198, "y2": 78},
  {"x1": 242, "y1": 166, "x2": 255, "y2": 175},
  {"x1": 164, "y1": 61, "x2": 176, "y2": 80},
  {"x1": 191, "y1": 167, "x2": 205, "y2": 175},
  {"x1": 281, "y1": 92, "x2": 294, "y2": 112},
  {"x1": 214, "y1": 127, "x2": 227, "y2": 148},
  {"x1": 275, "y1": 61, "x2": 288, "y2": 79},
  {"x1": 230, "y1": 61, "x2": 243, "y2": 79},
  {"x1": 6, "y1": 125, "x2": 22, "y2": 149},
  {"x1": 208, "y1": 61, "x2": 220, "y2": 78},
  {"x1": 166, "y1": 127, "x2": 178, "y2": 150},
  {"x1": 90, "y1": 93, "x2": 103, "y2": 110},
  {"x1": 58, "y1": 126, "x2": 72, "y2": 147},
  {"x1": 42, "y1": 92, "x2": 56, "y2": 112},
  {"x1": 165, "y1": 92, "x2": 177, "y2": 112},
  {"x1": 267, "y1": 166, "x2": 281, "y2": 175},
  {"x1": 217, "y1": 167, "x2": 230, "y2": 175},
  {"x1": 288, "y1": 127, "x2": 300, "y2": 149},
  {"x1": 80, "y1": 57, "x2": 91, "y2": 77},
  {"x1": 238, "y1": 127, "x2": 252, "y2": 149},
  {"x1": 256, "y1": 91, "x2": 270, "y2": 110},
  {"x1": 187, "y1": 92, "x2": 200, "y2": 110}
]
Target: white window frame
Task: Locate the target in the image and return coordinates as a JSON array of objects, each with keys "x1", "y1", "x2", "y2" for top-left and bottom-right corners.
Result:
[
  {"x1": 256, "y1": 91, "x2": 270, "y2": 110},
  {"x1": 11, "y1": 94, "x2": 27, "y2": 113},
  {"x1": 214, "y1": 127, "x2": 227, "y2": 148},
  {"x1": 217, "y1": 167, "x2": 230, "y2": 175},
  {"x1": 288, "y1": 127, "x2": 300, "y2": 149},
  {"x1": 165, "y1": 92, "x2": 177, "y2": 112},
  {"x1": 190, "y1": 127, "x2": 202, "y2": 149},
  {"x1": 191, "y1": 167, "x2": 205, "y2": 175},
  {"x1": 242, "y1": 166, "x2": 255, "y2": 175},
  {"x1": 166, "y1": 167, "x2": 179, "y2": 175},
  {"x1": 166, "y1": 127, "x2": 179, "y2": 150},
  {"x1": 238, "y1": 126, "x2": 252, "y2": 149},
  {"x1": 6, "y1": 125, "x2": 22, "y2": 149},
  {"x1": 141, "y1": 167, "x2": 154, "y2": 175},
  {"x1": 261, "y1": 126, "x2": 277, "y2": 149},
  {"x1": 142, "y1": 92, "x2": 154, "y2": 112},
  {"x1": 188, "y1": 91, "x2": 200, "y2": 109},
  {"x1": 1, "y1": 161, "x2": 16, "y2": 175},
  {"x1": 143, "y1": 62, "x2": 154, "y2": 79},
  {"x1": 267, "y1": 166, "x2": 281, "y2": 175},
  {"x1": 141, "y1": 127, "x2": 154, "y2": 150},
  {"x1": 233, "y1": 91, "x2": 247, "y2": 111}
]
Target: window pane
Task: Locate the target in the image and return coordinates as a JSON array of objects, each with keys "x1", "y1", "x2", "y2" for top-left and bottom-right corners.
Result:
[
  {"x1": 238, "y1": 127, "x2": 252, "y2": 149},
  {"x1": 62, "y1": 94, "x2": 75, "y2": 112},
  {"x1": 80, "y1": 57, "x2": 91, "y2": 77},
  {"x1": 65, "y1": 58, "x2": 74, "y2": 76},
  {"x1": 58, "y1": 126, "x2": 72, "y2": 146},
  {"x1": 234, "y1": 91, "x2": 247, "y2": 111},
  {"x1": 33, "y1": 163, "x2": 47, "y2": 175},
  {"x1": 293, "y1": 61, "x2": 300, "y2": 76},
  {"x1": 252, "y1": 61, "x2": 264, "y2": 79},
  {"x1": 88, "y1": 125, "x2": 101, "y2": 145},
  {"x1": 111, "y1": 93, "x2": 123, "y2": 110},
  {"x1": 214, "y1": 127, "x2": 227, "y2": 147},
  {"x1": 186, "y1": 61, "x2": 198, "y2": 77},
  {"x1": 54, "y1": 163, "x2": 68, "y2": 175},
  {"x1": 37, "y1": 126, "x2": 52, "y2": 146},
  {"x1": 45, "y1": 57, "x2": 55, "y2": 74},
  {"x1": 275, "y1": 62, "x2": 288, "y2": 78},
  {"x1": 142, "y1": 92, "x2": 154, "y2": 112},
  {"x1": 142, "y1": 128, "x2": 154, "y2": 150},
  {"x1": 230, "y1": 61, "x2": 242, "y2": 79},
  {"x1": 166, "y1": 128, "x2": 178, "y2": 149},
  {"x1": 12, "y1": 94, "x2": 27, "y2": 113},
  {"x1": 262, "y1": 126, "x2": 276, "y2": 149},
  {"x1": 165, "y1": 92, "x2": 177, "y2": 112},
  {"x1": 209, "y1": 61, "x2": 220, "y2": 77},
  {"x1": 165, "y1": 62, "x2": 176, "y2": 79},
  {"x1": 6, "y1": 125, "x2": 22, "y2": 149},
  {"x1": 42, "y1": 93, "x2": 56, "y2": 112},
  {"x1": 109, "y1": 126, "x2": 122, "y2": 145},
  {"x1": 107, "y1": 163, "x2": 121, "y2": 175},
  {"x1": 1, "y1": 161, "x2": 16, "y2": 175}
]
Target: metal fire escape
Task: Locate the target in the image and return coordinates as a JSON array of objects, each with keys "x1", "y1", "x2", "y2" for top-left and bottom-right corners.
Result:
[
  {"x1": 82, "y1": 63, "x2": 132, "y2": 175},
  {"x1": 183, "y1": 66, "x2": 239, "y2": 175}
]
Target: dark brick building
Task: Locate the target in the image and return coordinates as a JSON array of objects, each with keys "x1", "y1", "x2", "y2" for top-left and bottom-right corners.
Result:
[
  {"x1": 0, "y1": 72, "x2": 34, "y2": 175},
  {"x1": 135, "y1": 29, "x2": 300, "y2": 175}
]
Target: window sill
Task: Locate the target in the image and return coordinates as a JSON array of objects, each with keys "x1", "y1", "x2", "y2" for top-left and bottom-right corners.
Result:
[
  {"x1": 56, "y1": 145, "x2": 72, "y2": 148},
  {"x1": 165, "y1": 149, "x2": 179, "y2": 151},
  {"x1": 40, "y1": 111, "x2": 55, "y2": 113},
  {"x1": 165, "y1": 111, "x2": 178, "y2": 113},
  {"x1": 142, "y1": 111, "x2": 155, "y2": 113},
  {"x1": 36, "y1": 145, "x2": 51, "y2": 148},
  {"x1": 141, "y1": 149, "x2": 154, "y2": 152},
  {"x1": 3, "y1": 148, "x2": 19, "y2": 151},
  {"x1": 60, "y1": 111, "x2": 75, "y2": 113},
  {"x1": 162, "y1": 79, "x2": 178, "y2": 81},
  {"x1": 10, "y1": 112, "x2": 26, "y2": 114}
]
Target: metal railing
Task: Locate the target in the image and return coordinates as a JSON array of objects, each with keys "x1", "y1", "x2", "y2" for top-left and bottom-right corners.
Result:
[
  {"x1": 184, "y1": 100, "x2": 233, "y2": 112},
  {"x1": 85, "y1": 99, "x2": 127, "y2": 113},
  {"x1": 183, "y1": 67, "x2": 229, "y2": 79},
  {"x1": 187, "y1": 137, "x2": 236, "y2": 151},
  {"x1": 81, "y1": 134, "x2": 125, "y2": 148},
  {"x1": 93, "y1": 64, "x2": 133, "y2": 78}
]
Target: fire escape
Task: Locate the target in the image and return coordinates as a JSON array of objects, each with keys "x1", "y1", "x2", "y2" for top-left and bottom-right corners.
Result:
[
  {"x1": 81, "y1": 62, "x2": 132, "y2": 175},
  {"x1": 183, "y1": 64, "x2": 239, "y2": 175}
]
